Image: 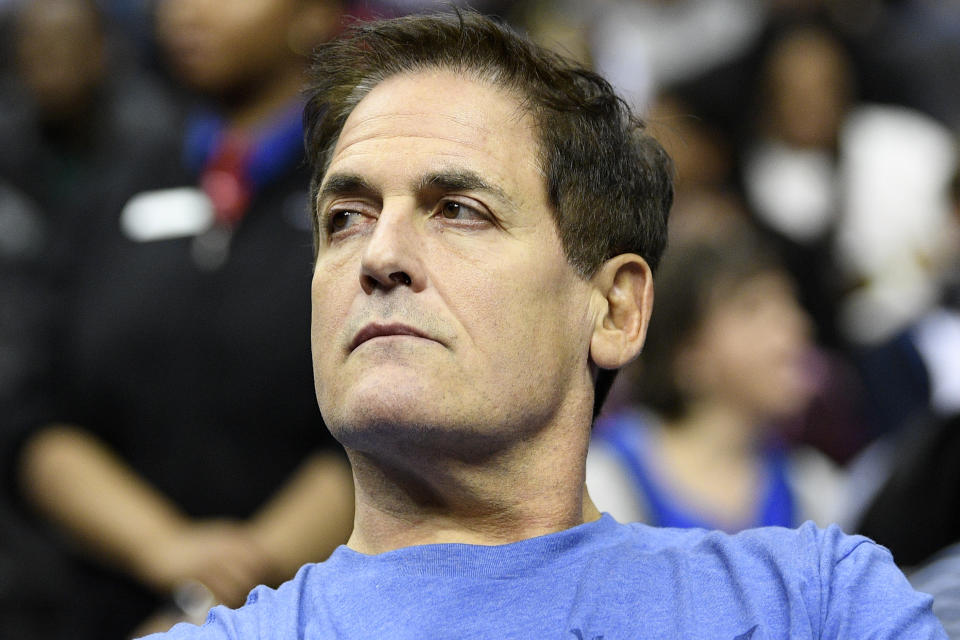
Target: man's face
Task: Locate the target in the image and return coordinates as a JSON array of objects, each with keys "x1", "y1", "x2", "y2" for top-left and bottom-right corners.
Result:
[{"x1": 311, "y1": 70, "x2": 597, "y2": 458}]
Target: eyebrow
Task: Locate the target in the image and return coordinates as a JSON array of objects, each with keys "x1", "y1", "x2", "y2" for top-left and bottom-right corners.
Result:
[
  {"x1": 318, "y1": 170, "x2": 514, "y2": 208},
  {"x1": 317, "y1": 173, "x2": 378, "y2": 204},
  {"x1": 418, "y1": 170, "x2": 513, "y2": 206}
]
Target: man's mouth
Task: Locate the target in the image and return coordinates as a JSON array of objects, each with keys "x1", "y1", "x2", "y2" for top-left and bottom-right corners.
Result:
[{"x1": 350, "y1": 322, "x2": 432, "y2": 351}]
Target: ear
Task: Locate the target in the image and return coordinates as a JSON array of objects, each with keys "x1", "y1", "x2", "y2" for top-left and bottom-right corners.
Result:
[
  {"x1": 589, "y1": 253, "x2": 654, "y2": 370},
  {"x1": 288, "y1": 1, "x2": 342, "y2": 56}
]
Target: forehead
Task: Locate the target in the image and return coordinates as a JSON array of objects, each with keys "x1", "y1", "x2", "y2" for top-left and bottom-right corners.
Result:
[{"x1": 325, "y1": 69, "x2": 546, "y2": 205}]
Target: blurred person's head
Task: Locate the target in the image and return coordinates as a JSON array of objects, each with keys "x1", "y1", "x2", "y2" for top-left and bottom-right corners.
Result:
[
  {"x1": 155, "y1": 0, "x2": 340, "y2": 111},
  {"x1": 511, "y1": 0, "x2": 592, "y2": 68},
  {"x1": 636, "y1": 226, "x2": 814, "y2": 425},
  {"x1": 13, "y1": 0, "x2": 107, "y2": 122},
  {"x1": 760, "y1": 24, "x2": 853, "y2": 149},
  {"x1": 646, "y1": 91, "x2": 748, "y2": 247},
  {"x1": 648, "y1": 92, "x2": 733, "y2": 191}
]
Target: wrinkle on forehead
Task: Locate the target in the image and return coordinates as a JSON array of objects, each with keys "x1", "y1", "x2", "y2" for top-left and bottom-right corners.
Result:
[
  {"x1": 333, "y1": 112, "x2": 494, "y2": 160},
  {"x1": 326, "y1": 69, "x2": 548, "y2": 208},
  {"x1": 333, "y1": 70, "x2": 530, "y2": 148}
]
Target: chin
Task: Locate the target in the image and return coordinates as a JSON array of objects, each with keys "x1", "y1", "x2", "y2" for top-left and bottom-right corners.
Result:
[
  {"x1": 320, "y1": 378, "x2": 435, "y2": 437},
  {"x1": 758, "y1": 392, "x2": 810, "y2": 421},
  {"x1": 320, "y1": 387, "x2": 514, "y2": 464}
]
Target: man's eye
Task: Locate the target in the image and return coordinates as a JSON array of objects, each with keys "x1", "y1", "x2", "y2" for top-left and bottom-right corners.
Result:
[
  {"x1": 329, "y1": 210, "x2": 361, "y2": 233},
  {"x1": 439, "y1": 201, "x2": 483, "y2": 221}
]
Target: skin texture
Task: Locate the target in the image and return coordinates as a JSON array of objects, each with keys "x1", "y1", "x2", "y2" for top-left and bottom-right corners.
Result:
[{"x1": 310, "y1": 69, "x2": 654, "y2": 552}]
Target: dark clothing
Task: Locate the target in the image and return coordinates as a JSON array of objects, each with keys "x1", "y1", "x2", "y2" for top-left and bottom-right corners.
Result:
[
  {"x1": 0, "y1": 71, "x2": 182, "y2": 225},
  {"x1": 51, "y1": 144, "x2": 326, "y2": 520},
  {"x1": 0, "y1": 180, "x2": 74, "y2": 640},
  {"x1": 858, "y1": 412, "x2": 960, "y2": 568}
]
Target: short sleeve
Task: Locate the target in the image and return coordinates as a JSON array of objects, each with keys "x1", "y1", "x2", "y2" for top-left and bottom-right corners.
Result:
[
  {"x1": 136, "y1": 571, "x2": 310, "y2": 640},
  {"x1": 817, "y1": 524, "x2": 947, "y2": 639}
]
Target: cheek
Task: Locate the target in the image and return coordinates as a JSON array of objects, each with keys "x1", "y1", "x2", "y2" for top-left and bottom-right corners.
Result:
[
  {"x1": 446, "y1": 252, "x2": 587, "y2": 373},
  {"x1": 310, "y1": 262, "x2": 353, "y2": 359}
]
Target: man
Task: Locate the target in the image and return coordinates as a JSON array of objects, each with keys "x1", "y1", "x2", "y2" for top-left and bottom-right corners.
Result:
[{"x1": 148, "y1": 10, "x2": 946, "y2": 639}]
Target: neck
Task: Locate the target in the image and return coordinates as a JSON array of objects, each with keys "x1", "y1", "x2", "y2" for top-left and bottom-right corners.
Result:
[
  {"x1": 218, "y1": 62, "x2": 306, "y2": 134},
  {"x1": 344, "y1": 417, "x2": 600, "y2": 554},
  {"x1": 655, "y1": 400, "x2": 767, "y2": 529},
  {"x1": 664, "y1": 400, "x2": 761, "y2": 462}
]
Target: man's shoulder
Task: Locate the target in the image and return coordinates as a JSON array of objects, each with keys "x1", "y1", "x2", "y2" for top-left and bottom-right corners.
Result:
[
  {"x1": 602, "y1": 519, "x2": 942, "y2": 636},
  {"x1": 139, "y1": 562, "x2": 325, "y2": 640},
  {"x1": 143, "y1": 523, "x2": 945, "y2": 639},
  {"x1": 613, "y1": 517, "x2": 863, "y2": 563}
]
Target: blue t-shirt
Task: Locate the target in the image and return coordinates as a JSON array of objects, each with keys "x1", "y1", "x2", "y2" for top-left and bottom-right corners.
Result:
[{"x1": 145, "y1": 515, "x2": 945, "y2": 639}]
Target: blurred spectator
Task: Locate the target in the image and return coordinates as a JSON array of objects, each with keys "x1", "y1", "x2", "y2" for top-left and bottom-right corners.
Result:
[
  {"x1": 0, "y1": 180, "x2": 66, "y2": 640},
  {"x1": 850, "y1": 407, "x2": 960, "y2": 638},
  {"x1": 588, "y1": 0, "x2": 768, "y2": 112},
  {"x1": 0, "y1": 0, "x2": 181, "y2": 223},
  {"x1": 609, "y1": 85, "x2": 873, "y2": 466},
  {"x1": 738, "y1": 23, "x2": 853, "y2": 349},
  {"x1": 850, "y1": 155, "x2": 960, "y2": 638},
  {"x1": 849, "y1": 0, "x2": 960, "y2": 133},
  {"x1": 836, "y1": 103, "x2": 957, "y2": 344},
  {"x1": 0, "y1": 181, "x2": 46, "y2": 440},
  {"x1": 908, "y1": 536, "x2": 960, "y2": 640},
  {"x1": 854, "y1": 177, "x2": 960, "y2": 439},
  {"x1": 343, "y1": 0, "x2": 515, "y2": 19},
  {"x1": 644, "y1": 90, "x2": 748, "y2": 244},
  {"x1": 1, "y1": 3, "x2": 180, "y2": 636},
  {"x1": 738, "y1": 19, "x2": 957, "y2": 456},
  {"x1": 843, "y1": 144, "x2": 960, "y2": 526},
  {"x1": 5, "y1": 1, "x2": 354, "y2": 638},
  {"x1": 587, "y1": 227, "x2": 846, "y2": 532},
  {"x1": 740, "y1": 22, "x2": 958, "y2": 350},
  {"x1": 96, "y1": 0, "x2": 158, "y2": 65},
  {"x1": 857, "y1": 411, "x2": 960, "y2": 569}
]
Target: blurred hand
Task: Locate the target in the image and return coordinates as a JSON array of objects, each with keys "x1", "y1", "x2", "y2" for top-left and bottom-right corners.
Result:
[
  {"x1": 135, "y1": 519, "x2": 273, "y2": 608},
  {"x1": 129, "y1": 610, "x2": 189, "y2": 638}
]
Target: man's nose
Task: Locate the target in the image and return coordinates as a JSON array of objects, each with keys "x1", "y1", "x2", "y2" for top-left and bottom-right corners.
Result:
[{"x1": 359, "y1": 205, "x2": 424, "y2": 294}]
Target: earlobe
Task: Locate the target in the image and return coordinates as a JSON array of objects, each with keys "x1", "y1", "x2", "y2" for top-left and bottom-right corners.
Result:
[{"x1": 589, "y1": 254, "x2": 654, "y2": 370}]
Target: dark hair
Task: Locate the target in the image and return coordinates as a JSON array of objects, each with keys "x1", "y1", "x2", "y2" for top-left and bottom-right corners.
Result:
[
  {"x1": 634, "y1": 227, "x2": 784, "y2": 420},
  {"x1": 303, "y1": 9, "x2": 673, "y2": 416}
]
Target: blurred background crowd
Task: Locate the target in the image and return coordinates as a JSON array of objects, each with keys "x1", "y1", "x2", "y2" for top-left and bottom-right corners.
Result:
[{"x1": 0, "y1": 0, "x2": 958, "y2": 638}]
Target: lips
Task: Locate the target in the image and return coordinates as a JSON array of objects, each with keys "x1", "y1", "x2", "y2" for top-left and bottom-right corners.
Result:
[{"x1": 350, "y1": 322, "x2": 433, "y2": 351}]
